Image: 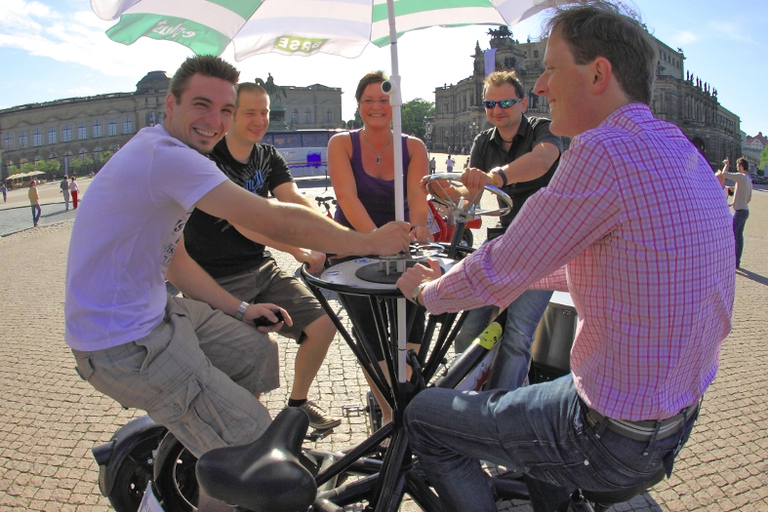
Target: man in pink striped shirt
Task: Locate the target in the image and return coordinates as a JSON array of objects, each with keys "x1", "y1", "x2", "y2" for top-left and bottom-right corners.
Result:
[{"x1": 398, "y1": 3, "x2": 735, "y2": 511}]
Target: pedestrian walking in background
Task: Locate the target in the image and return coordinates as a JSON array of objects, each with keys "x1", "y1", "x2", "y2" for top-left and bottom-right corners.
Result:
[
  {"x1": 445, "y1": 154, "x2": 455, "y2": 172},
  {"x1": 29, "y1": 180, "x2": 41, "y2": 227},
  {"x1": 1, "y1": 182, "x2": 7, "y2": 202},
  {"x1": 429, "y1": 156, "x2": 436, "y2": 174},
  {"x1": 60, "y1": 176, "x2": 70, "y2": 210},
  {"x1": 717, "y1": 156, "x2": 753, "y2": 268},
  {"x1": 69, "y1": 176, "x2": 80, "y2": 209}
]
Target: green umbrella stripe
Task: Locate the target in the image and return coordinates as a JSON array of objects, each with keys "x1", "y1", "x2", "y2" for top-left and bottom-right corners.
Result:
[
  {"x1": 204, "y1": 0, "x2": 264, "y2": 20},
  {"x1": 370, "y1": 1, "x2": 505, "y2": 47},
  {"x1": 371, "y1": 0, "x2": 496, "y2": 21},
  {"x1": 106, "y1": 14, "x2": 232, "y2": 56},
  {"x1": 120, "y1": 0, "x2": 250, "y2": 37}
]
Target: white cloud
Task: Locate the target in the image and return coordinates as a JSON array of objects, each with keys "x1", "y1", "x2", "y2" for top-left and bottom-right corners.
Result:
[
  {"x1": 0, "y1": 0, "x2": 190, "y2": 79},
  {"x1": 669, "y1": 30, "x2": 699, "y2": 46}
]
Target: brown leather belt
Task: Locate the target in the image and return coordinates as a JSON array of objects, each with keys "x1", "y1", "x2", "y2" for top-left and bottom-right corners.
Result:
[{"x1": 584, "y1": 401, "x2": 699, "y2": 442}]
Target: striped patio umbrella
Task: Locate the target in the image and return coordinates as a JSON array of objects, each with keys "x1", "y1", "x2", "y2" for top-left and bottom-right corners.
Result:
[
  {"x1": 91, "y1": 0, "x2": 569, "y2": 381},
  {"x1": 91, "y1": 0, "x2": 567, "y2": 220}
]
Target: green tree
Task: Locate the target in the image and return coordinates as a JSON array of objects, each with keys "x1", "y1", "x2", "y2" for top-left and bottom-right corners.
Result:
[
  {"x1": 759, "y1": 145, "x2": 768, "y2": 174},
  {"x1": 400, "y1": 98, "x2": 435, "y2": 141},
  {"x1": 70, "y1": 155, "x2": 94, "y2": 174},
  {"x1": 37, "y1": 159, "x2": 61, "y2": 180},
  {"x1": 346, "y1": 110, "x2": 363, "y2": 130}
]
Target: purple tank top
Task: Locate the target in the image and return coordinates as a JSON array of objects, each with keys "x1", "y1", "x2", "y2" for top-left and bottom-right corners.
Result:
[{"x1": 334, "y1": 129, "x2": 411, "y2": 229}]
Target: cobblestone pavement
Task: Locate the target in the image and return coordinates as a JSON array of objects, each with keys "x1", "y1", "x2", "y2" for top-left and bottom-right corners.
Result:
[{"x1": 0, "y1": 180, "x2": 766, "y2": 511}]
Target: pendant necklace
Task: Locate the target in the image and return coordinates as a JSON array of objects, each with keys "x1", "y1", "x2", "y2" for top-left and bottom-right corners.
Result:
[{"x1": 362, "y1": 129, "x2": 393, "y2": 164}]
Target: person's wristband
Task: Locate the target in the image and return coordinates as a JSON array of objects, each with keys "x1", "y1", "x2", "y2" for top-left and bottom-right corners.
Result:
[
  {"x1": 410, "y1": 282, "x2": 429, "y2": 306},
  {"x1": 234, "y1": 301, "x2": 249, "y2": 321},
  {"x1": 491, "y1": 167, "x2": 508, "y2": 187}
]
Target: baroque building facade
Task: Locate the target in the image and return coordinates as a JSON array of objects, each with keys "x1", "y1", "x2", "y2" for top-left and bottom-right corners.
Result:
[
  {"x1": 430, "y1": 28, "x2": 742, "y2": 170},
  {"x1": 0, "y1": 72, "x2": 342, "y2": 182},
  {"x1": 1, "y1": 71, "x2": 169, "y2": 182}
]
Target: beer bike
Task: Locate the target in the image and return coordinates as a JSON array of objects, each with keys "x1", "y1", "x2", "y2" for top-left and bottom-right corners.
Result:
[{"x1": 92, "y1": 174, "x2": 663, "y2": 512}]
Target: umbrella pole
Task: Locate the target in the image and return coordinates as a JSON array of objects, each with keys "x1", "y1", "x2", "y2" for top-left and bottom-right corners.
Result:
[{"x1": 384, "y1": 0, "x2": 408, "y2": 385}]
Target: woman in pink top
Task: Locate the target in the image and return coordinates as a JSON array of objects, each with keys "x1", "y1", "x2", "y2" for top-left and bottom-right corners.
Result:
[{"x1": 69, "y1": 176, "x2": 80, "y2": 209}]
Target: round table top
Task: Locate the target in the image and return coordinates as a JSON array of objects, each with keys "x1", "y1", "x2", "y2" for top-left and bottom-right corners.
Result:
[{"x1": 310, "y1": 256, "x2": 456, "y2": 296}]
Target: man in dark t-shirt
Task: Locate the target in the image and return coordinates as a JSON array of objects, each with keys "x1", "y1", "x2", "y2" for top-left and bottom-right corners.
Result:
[
  {"x1": 183, "y1": 83, "x2": 339, "y2": 429},
  {"x1": 454, "y1": 71, "x2": 562, "y2": 391}
]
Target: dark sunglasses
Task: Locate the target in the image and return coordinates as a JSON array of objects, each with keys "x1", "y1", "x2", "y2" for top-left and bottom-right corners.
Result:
[{"x1": 482, "y1": 98, "x2": 523, "y2": 109}]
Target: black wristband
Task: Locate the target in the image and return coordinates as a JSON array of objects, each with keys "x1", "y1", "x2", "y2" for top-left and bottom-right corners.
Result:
[{"x1": 492, "y1": 167, "x2": 508, "y2": 187}]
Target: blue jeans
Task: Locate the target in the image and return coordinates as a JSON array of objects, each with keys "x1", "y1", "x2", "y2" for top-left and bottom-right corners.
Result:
[
  {"x1": 733, "y1": 209, "x2": 749, "y2": 268},
  {"x1": 453, "y1": 290, "x2": 553, "y2": 390},
  {"x1": 31, "y1": 204, "x2": 41, "y2": 225},
  {"x1": 405, "y1": 375, "x2": 698, "y2": 512}
]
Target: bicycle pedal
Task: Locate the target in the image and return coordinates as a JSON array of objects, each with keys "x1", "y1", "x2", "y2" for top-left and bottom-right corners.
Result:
[
  {"x1": 306, "y1": 427, "x2": 334, "y2": 442},
  {"x1": 342, "y1": 404, "x2": 367, "y2": 417}
]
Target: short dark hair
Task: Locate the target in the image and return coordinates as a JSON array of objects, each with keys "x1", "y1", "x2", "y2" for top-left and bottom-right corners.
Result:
[
  {"x1": 355, "y1": 71, "x2": 387, "y2": 103},
  {"x1": 545, "y1": 1, "x2": 657, "y2": 105},
  {"x1": 169, "y1": 55, "x2": 240, "y2": 103},
  {"x1": 737, "y1": 157, "x2": 749, "y2": 172},
  {"x1": 483, "y1": 71, "x2": 524, "y2": 99},
  {"x1": 235, "y1": 82, "x2": 268, "y2": 107}
]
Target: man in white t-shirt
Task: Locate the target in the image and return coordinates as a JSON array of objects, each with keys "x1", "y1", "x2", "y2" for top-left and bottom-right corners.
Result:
[
  {"x1": 716, "y1": 156, "x2": 753, "y2": 269},
  {"x1": 65, "y1": 55, "x2": 410, "y2": 512}
]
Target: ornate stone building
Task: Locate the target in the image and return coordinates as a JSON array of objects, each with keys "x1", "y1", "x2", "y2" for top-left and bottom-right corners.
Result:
[
  {"x1": 431, "y1": 28, "x2": 742, "y2": 170},
  {"x1": 0, "y1": 72, "x2": 342, "y2": 181},
  {"x1": 280, "y1": 84, "x2": 343, "y2": 130},
  {"x1": 1, "y1": 71, "x2": 169, "y2": 181}
]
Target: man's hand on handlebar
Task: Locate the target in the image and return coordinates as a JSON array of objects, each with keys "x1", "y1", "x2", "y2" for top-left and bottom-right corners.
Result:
[
  {"x1": 244, "y1": 303, "x2": 292, "y2": 333},
  {"x1": 421, "y1": 174, "x2": 482, "y2": 209},
  {"x1": 396, "y1": 258, "x2": 443, "y2": 306},
  {"x1": 461, "y1": 167, "x2": 494, "y2": 195}
]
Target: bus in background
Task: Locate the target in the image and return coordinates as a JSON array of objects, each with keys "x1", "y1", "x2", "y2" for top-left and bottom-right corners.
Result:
[{"x1": 264, "y1": 129, "x2": 344, "y2": 181}]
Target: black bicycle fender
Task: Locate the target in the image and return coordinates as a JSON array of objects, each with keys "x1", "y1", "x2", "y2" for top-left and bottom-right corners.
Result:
[{"x1": 92, "y1": 415, "x2": 167, "y2": 497}]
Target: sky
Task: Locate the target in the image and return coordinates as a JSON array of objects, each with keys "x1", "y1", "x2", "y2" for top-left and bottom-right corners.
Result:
[{"x1": 1, "y1": 0, "x2": 767, "y2": 137}]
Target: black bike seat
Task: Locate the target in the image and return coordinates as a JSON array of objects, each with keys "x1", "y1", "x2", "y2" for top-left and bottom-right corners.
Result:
[{"x1": 196, "y1": 407, "x2": 317, "y2": 512}]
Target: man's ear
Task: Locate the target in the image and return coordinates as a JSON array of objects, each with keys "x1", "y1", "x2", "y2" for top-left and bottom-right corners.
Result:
[
  {"x1": 591, "y1": 57, "x2": 613, "y2": 94},
  {"x1": 165, "y1": 92, "x2": 176, "y2": 119}
]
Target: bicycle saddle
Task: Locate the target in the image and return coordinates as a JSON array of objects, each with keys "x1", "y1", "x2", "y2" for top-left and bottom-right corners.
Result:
[{"x1": 196, "y1": 407, "x2": 317, "y2": 512}]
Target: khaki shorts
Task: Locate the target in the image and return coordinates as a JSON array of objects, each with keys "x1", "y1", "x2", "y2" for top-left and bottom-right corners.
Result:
[
  {"x1": 72, "y1": 295, "x2": 279, "y2": 457},
  {"x1": 216, "y1": 258, "x2": 326, "y2": 343}
]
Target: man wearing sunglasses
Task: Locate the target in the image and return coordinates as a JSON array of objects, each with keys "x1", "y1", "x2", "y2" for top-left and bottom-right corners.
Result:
[{"x1": 453, "y1": 71, "x2": 562, "y2": 393}]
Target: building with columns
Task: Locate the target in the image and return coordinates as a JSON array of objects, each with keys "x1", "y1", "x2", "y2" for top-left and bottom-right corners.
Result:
[
  {"x1": 0, "y1": 72, "x2": 342, "y2": 182},
  {"x1": 430, "y1": 27, "x2": 742, "y2": 170},
  {"x1": 1, "y1": 71, "x2": 169, "y2": 182}
]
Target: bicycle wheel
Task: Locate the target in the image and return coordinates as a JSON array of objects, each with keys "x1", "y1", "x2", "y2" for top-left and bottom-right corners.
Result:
[
  {"x1": 104, "y1": 429, "x2": 165, "y2": 512},
  {"x1": 152, "y1": 431, "x2": 199, "y2": 511}
]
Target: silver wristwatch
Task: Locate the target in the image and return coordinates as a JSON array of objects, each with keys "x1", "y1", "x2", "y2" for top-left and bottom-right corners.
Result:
[
  {"x1": 410, "y1": 282, "x2": 429, "y2": 305},
  {"x1": 234, "y1": 301, "x2": 249, "y2": 321}
]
